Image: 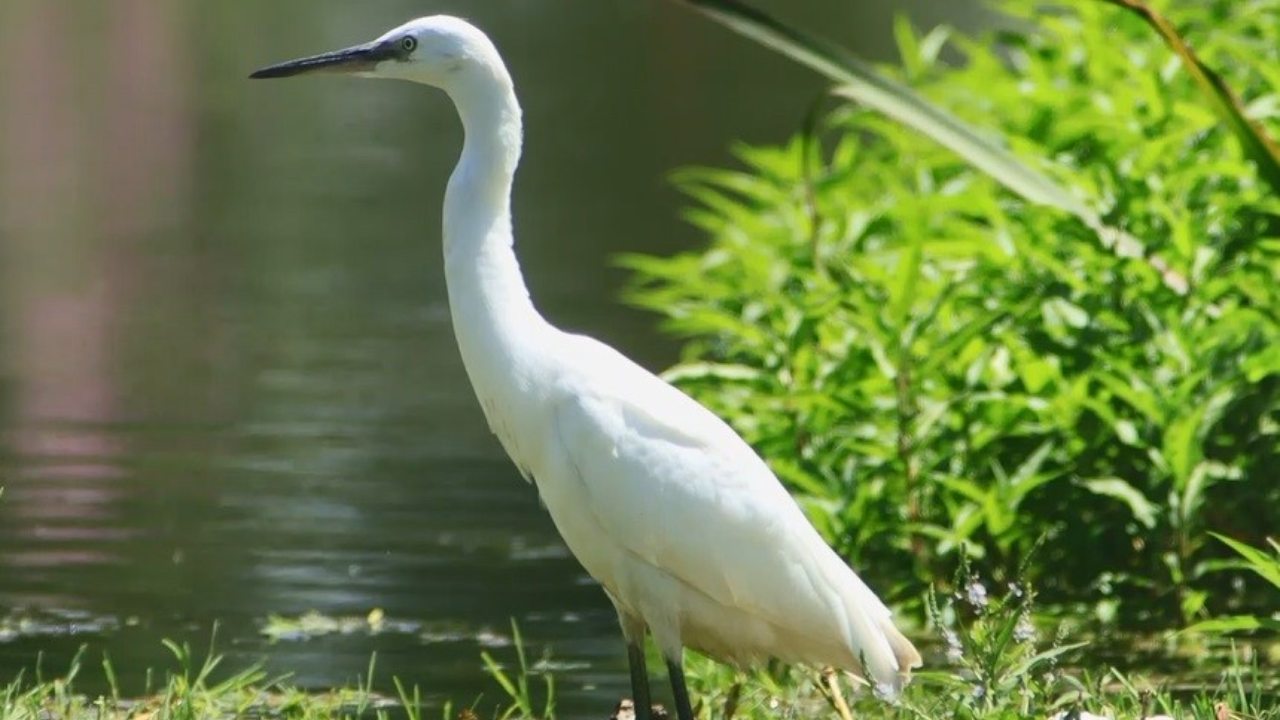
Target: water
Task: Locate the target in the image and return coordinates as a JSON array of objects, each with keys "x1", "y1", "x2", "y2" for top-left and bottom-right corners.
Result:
[{"x1": 0, "y1": 1, "x2": 983, "y2": 715}]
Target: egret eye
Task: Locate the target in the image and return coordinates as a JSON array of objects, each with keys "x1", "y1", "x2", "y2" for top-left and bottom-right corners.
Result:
[{"x1": 400, "y1": 36, "x2": 418, "y2": 53}]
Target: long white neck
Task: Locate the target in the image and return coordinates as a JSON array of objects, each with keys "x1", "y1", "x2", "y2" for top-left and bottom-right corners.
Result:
[
  {"x1": 441, "y1": 61, "x2": 554, "y2": 440},
  {"x1": 442, "y1": 66, "x2": 538, "y2": 324}
]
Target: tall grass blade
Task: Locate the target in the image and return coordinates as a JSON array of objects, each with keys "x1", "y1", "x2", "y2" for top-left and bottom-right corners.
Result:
[
  {"x1": 1094, "y1": 0, "x2": 1280, "y2": 196},
  {"x1": 676, "y1": 0, "x2": 1087, "y2": 215},
  {"x1": 675, "y1": 0, "x2": 1188, "y2": 293}
]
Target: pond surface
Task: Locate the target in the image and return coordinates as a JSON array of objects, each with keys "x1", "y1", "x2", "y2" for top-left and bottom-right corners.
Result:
[{"x1": 0, "y1": 1, "x2": 981, "y2": 716}]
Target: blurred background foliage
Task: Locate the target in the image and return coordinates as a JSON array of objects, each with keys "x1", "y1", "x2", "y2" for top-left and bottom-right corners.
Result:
[{"x1": 624, "y1": 0, "x2": 1280, "y2": 629}]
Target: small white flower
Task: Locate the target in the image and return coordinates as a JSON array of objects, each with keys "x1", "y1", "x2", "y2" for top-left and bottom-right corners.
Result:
[
  {"x1": 965, "y1": 580, "x2": 989, "y2": 609},
  {"x1": 1014, "y1": 615, "x2": 1036, "y2": 643},
  {"x1": 943, "y1": 629, "x2": 964, "y2": 663}
]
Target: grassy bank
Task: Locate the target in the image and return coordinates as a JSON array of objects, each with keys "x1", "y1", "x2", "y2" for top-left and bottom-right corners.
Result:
[
  {"x1": 1, "y1": 639, "x2": 418, "y2": 720},
  {"x1": 1, "y1": 622, "x2": 1276, "y2": 720}
]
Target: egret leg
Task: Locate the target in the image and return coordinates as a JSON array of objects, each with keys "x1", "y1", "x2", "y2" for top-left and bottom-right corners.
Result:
[
  {"x1": 627, "y1": 641, "x2": 653, "y2": 720},
  {"x1": 666, "y1": 655, "x2": 695, "y2": 720}
]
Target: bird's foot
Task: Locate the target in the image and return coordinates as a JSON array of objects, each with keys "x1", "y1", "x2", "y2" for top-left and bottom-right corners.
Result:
[{"x1": 610, "y1": 698, "x2": 670, "y2": 720}]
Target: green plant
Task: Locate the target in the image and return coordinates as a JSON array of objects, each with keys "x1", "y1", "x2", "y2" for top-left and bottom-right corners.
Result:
[
  {"x1": 0, "y1": 639, "x2": 416, "y2": 720},
  {"x1": 1187, "y1": 533, "x2": 1280, "y2": 634},
  {"x1": 156, "y1": 629, "x2": 273, "y2": 720},
  {"x1": 3, "y1": 630, "x2": 1275, "y2": 720},
  {"x1": 924, "y1": 567, "x2": 1085, "y2": 718},
  {"x1": 480, "y1": 621, "x2": 556, "y2": 720},
  {"x1": 678, "y1": 566, "x2": 1279, "y2": 720},
  {"x1": 1091, "y1": 0, "x2": 1280, "y2": 193},
  {"x1": 626, "y1": 0, "x2": 1280, "y2": 622}
]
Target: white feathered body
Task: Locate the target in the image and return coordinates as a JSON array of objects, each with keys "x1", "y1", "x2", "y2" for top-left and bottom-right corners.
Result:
[
  {"x1": 434, "y1": 20, "x2": 919, "y2": 692},
  {"x1": 454, "y1": 295, "x2": 918, "y2": 689}
]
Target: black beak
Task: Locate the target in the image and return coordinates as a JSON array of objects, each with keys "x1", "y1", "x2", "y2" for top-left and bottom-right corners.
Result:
[{"x1": 250, "y1": 39, "x2": 397, "y2": 79}]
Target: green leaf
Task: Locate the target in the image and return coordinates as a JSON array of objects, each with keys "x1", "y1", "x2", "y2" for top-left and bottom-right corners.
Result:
[
  {"x1": 890, "y1": 227, "x2": 926, "y2": 330},
  {"x1": 1006, "y1": 641, "x2": 1089, "y2": 678},
  {"x1": 893, "y1": 15, "x2": 924, "y2": 80},
  {"x1": 481, "y1": 652, "x2": 520, "y2": 703},
  {"x1": 660, "y1": 362, "x2": 766, "y2": 384},
  {"x1": 1094, "y1": 372, "x2": 1162, "y2": 423},
  {"x1": 1009, "y1": 441, "x2": 1055, "y2": 488},
  {"x1": 1163, "y1": 388, "x2": 1235, "y2": 489},
  {"x1": 1183, "y1": 615, "x2": 1280, "y2": 634},
  {"x1": 1113, "y1": 419, "x2": 1141, "y2": 447},
  {"x1": 1080, "y1": 477, "x2": 1159, "y2": 528},
  {"x1": 940, "y1": 476, "x2": 989, "y2": 505},
  {"x1": 1041, "y1": 297, "x2": 1090, "y2": 331},
  {"x1": 1241, "y1": 345, "x2": 1280, "y2": 382},
  {"x1": 1212, "y1": 533, "x2": 1280, "y2": 591},
  {"x1": 769, "y1": 458, "x2": 832, "y2": 498}
]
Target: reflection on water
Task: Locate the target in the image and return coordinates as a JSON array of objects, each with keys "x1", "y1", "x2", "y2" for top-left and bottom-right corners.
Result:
[{"x1": 0, "y1": 1, "x2": 981, "y2": 715}]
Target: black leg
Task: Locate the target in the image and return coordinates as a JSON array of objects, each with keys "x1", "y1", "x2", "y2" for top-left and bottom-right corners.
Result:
[
  {"x1": 627, "y1": 641, "x2": 652, "y2": 720},
  {"x1": 666, "y1": 655, "x2": 695, "y2": 720}
]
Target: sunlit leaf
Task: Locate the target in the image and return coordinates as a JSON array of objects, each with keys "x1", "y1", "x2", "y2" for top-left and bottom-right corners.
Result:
[
  {"x1": 1183, "y1": 615, "x2": 1280, "y2": 634},
  {"x1": 1080, "y1": 478, "x2": 1159, "y2": 528},
  {"x1": 1094, "y1": 0, "x2": 1280, "y2": 196},
  {"x1": 1212, "y1": 532, "x2": 1280, "y2": 590}
]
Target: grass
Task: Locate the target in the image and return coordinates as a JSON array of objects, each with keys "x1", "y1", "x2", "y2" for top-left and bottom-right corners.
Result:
[
  {"x1": 0, "y1": 639, "x2": 423, "y2": 720},
  {"x1": 3, "y1": 595, "x2": 1276, "y2": 720},
  {"x1": 1, "y1": 641, "x2": 1273, "y2": 720},
  {"x1": 480, "y1": 621, "x2": 555, "y2": 720}
]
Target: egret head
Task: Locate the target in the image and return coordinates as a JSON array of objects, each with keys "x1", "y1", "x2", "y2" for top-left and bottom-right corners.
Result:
[{"x1": 250, "y1": 16, "x2": 502, "y2": 91}]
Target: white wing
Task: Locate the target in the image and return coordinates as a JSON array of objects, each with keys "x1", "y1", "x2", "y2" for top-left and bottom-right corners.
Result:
[{"x1": 546, "y1": 335, "x2": 919, "y2": 689}]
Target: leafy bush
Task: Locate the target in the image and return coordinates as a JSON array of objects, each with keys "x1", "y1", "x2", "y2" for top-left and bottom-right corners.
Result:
[{"x1": 624, "y1": 0, "x2": 1280, "y2": 623}]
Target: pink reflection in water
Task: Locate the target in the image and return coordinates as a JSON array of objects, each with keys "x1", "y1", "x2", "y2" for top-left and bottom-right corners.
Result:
[{"x1": 0, "y1": 0, "x2": 194, "y2": 589}]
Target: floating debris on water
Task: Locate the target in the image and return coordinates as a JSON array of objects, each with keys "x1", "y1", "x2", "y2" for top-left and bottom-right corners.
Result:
[
  {"x1": 0, "y1": 608, "x2": 124, "y2": 643},
  {"x1": 258, "y1": 608, "x2": 418, "y2": 642},
  {"x1": 531, "y1": 657, "x2": 590, "y2": 673},
  {"x1": 259, "y1": 609, "x2": 512, "y2": 649},
  {"x1": 475, "y1": 627, "x2": 512, "y2": 648}
]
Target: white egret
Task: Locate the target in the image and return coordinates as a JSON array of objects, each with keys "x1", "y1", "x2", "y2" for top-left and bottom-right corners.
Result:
[{"x1": 251, "y1": 16, "x2": 920, "y2": 719}]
